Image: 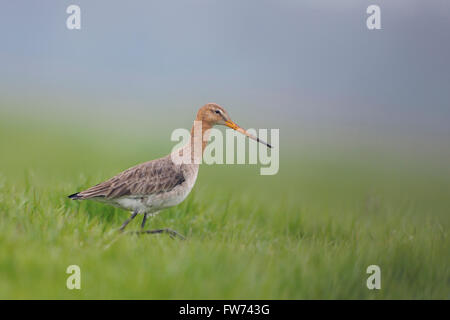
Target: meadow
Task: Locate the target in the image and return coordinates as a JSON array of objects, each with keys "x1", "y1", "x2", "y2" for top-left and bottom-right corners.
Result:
[{"x1": 0, "y1": 108, "x2": 449, "y2": 299}]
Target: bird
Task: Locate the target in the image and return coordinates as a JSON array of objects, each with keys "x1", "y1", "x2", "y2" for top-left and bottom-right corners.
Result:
[{"x1": 68, "y1": 103, "x2": 272, "y2": 239}]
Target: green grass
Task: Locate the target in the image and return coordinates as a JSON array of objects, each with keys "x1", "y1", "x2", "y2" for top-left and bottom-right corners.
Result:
[{"x1": 0, "y1": 112, "x2": 449, "y2": 299}]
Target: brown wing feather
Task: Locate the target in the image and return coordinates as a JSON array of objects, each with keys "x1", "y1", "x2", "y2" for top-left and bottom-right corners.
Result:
[{"x1": 75, "y1": 156, "x2": 185, "y2": 200}]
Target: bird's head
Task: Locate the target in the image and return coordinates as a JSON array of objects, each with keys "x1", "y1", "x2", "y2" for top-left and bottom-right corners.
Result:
[
  {"x1": 196, "y1": 103, "x2": 272, "y2": 148},
  {"x1": 197, "y1": 103, "x2": 231, "y2": 126}
]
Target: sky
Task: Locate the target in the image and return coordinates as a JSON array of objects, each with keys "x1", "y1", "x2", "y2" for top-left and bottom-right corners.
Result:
[{"x1": 1, "y1": 0, "x2": 449, "y2": 143}]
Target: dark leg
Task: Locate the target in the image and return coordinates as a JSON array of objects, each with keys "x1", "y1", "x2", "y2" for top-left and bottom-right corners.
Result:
[
  {"x1": 141, "y1": 213, "x2": 148, "y2": 229},
  {"x1": 119, "y1": 211, "x2": 138, "y2": 231},
  {"x1": 126, "y1": 211, "x2": 185, "y2": 239},
  {"x1": 131, "y1": 228, "x2": 186, "y2": 240}
]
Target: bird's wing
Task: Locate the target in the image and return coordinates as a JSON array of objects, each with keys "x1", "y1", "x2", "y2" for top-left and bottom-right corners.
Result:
[{"x1": 73, "y1": 156, "x2": 185, "y2": 200}]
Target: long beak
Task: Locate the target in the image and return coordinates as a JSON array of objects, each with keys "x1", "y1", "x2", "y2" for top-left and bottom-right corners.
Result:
[{"x1": 225, "y1": 120, "x2": 272, "y2": 149}]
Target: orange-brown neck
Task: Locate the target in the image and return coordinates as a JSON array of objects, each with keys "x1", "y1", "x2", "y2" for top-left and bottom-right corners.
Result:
[{"x1": 188, "y1": 119, "x2": 213, "y2": 161}]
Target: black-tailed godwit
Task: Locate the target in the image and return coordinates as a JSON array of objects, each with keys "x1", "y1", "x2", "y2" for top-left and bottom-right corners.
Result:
[{"x1": 68, "y1": 103, "x2": 271, "y2": 238}]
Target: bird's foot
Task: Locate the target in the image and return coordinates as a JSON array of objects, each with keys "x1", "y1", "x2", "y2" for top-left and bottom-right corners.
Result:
[{"x1": 129, "y1": 228, "x2": 186, "y2": 240}]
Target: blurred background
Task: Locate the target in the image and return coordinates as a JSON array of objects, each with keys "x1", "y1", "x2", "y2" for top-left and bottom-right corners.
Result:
[
  {"x1": 0, "y1": 0, "x2": 449, "y2": 299},
  {"x1": 1, "y1": 0, "x2": 449, "y2": 146}
]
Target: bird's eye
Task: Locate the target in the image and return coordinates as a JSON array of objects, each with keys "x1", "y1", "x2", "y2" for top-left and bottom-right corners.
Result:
[{"x1": 215, "y1": 110, "x2": 221, "y2": 114}]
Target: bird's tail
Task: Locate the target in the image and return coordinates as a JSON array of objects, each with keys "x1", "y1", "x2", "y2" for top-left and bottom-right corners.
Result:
[{"x1": 68, "y1": 192, "x2": 82, "y2": 200}]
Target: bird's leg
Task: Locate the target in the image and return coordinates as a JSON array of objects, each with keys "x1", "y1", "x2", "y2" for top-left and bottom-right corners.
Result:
[
  {"x1": 127, "y1": 211, "x2": 185, "y2": 239},
  {"x1": 119, "y1": 211, "x2": 138, "y2": 232},
  {"x1": 135, "y1": 228, "x2": 186, "y2": 240},
  {"x1": 141, "y1": 213, "x2": 148, "y2": 229}
]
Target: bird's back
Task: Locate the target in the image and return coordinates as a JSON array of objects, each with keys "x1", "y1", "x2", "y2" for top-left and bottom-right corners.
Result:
[{"x1": 69, "y1": 152, "x2": 199, "y2": 213}]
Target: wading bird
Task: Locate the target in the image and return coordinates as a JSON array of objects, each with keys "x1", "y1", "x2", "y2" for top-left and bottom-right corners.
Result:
[{"x1": 68, "y1": 103, "x2": 271, "y2": 238}]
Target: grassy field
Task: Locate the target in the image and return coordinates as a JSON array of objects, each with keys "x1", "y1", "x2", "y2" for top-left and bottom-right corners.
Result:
[{"x1": 0, "y1": 110, "x2": 449, "y2": 299}]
